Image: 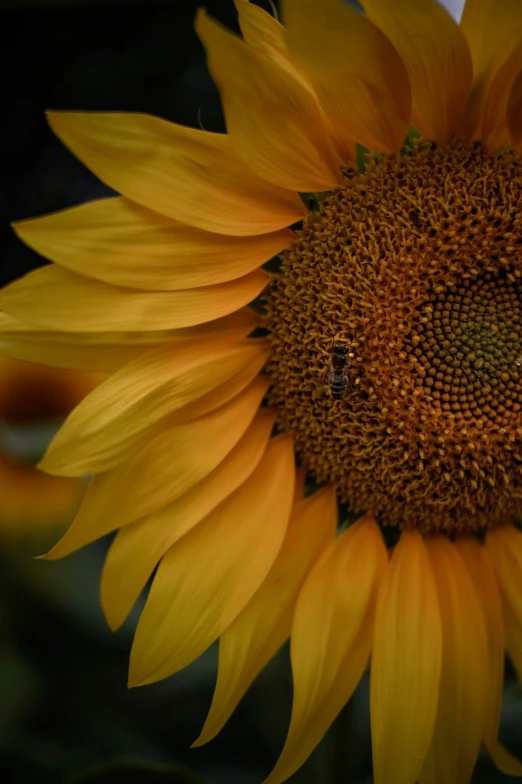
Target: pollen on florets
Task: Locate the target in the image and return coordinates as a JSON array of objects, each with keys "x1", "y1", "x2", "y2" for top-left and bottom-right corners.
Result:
[{"x1": 265, "y1": 139, "x2": 522, "y2": 534}]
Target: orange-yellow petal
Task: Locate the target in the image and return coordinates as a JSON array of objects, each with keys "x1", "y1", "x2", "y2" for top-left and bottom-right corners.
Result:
[
  {"x1": 460, "y1": 0, "x2": 522, "y2": 147},
  {"x1": 196, "y1": 10, "x2": 342, "y2": 192},
  {"x1": 43, "y1": 378, "x2": 269, "y2": 559},
  {"x1": 419, "y1": 537, "x2": 488, "y2": 784},
  {"x1": 281, "y1": 0, "x2": 411, "y2": 154},
  {"x1": 0, "y1": 309, "x2": 259, "y2": 372},
  {"x1": 0, "y1": 265, "x2": 269, "y2": 332},
  {"x1": 13, "y1": 197, "x2": 293, "y2": 290},
  {"x1": 47, "y1": 111, "x2": 305, "y2": 236},
  {"x1": 100, "y1": 408, "x2": 275, "y2": 630},
  {"x1": 361, "y1": 0, "x2": 472, "y2": 143},
  {"x1": 128, "y1": 434, "x2": 295, "y2": 686},
  {"x1": 486, "y1": 525, "x2": 522, "y2": 680},
  {"x1": 234, "y1": 0, "x2": 287, "y2": 57},
  {"x1": 39, "y1": 337, "x2": 268, "y2": 476},
  {"x1": 263, "y1": 515, "x2": 388, "y2": 784},
  {"x1": 370, "y1": 531, "x2": 442, "y2": 784},
  {"x1": 456, "y1": 536, "x2": 522, "y2": 777},
  {"x1": 194, "y1": 486, "x2": 337, "y2": 746}
]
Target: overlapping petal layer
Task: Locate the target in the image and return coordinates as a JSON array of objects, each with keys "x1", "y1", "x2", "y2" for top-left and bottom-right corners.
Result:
[
  {"x1": 370, "y1": 531, "x2": 442, "y2": 784},
  {"x1": 487, "y1": 526, "x2": 522, "y2": 680},
  {"x1": 128, "y1": 434, "x2": 295, "y2": 686},
  {"x1": 0, "y1": 265, "x2": 269, "y2": 332},
  {"x1": 460, "y1": 0, "x2": 522, "y2": 147},
  {"x1": 43, "y1": 378, "x2": 269, "y2": 559},
  {"x1": 457, "y1": 536, "x2": 522, "y2": 776},
  {"x1": 100, "y1": 409, "x2": 276, "y2": 631},
  {"x1": 361, "y1": 0, "x2": 472, "y2": 143},
  {"x1": 196, "y1": 10, "x2": 343, "y2": 191},
  {"x1": 38, "y1": 337, "x2": 268, "y2": 476},
  {"x1": 264, "y1": 515, "x2": 387, "y2": 784},
  {"x1": 419, "y1": 537, "x2": 488, "y2": 784},
  {"x1": 13, "y1": 197, "x2": 293, "y2": 290},
  {"x1": 282, "y1": 0, "x2": 411, "y2": 154},
  {"x1": 0, "y1": 309, "x2": 258, "y2": 372},
  {"x1": 194, "y1": 486, "x2": 337, "y2": 746}
]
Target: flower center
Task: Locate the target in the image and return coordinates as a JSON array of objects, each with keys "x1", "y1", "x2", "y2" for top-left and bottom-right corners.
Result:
[{"x1": 265, "y1": 140, "x2": 522, "y2": 534}]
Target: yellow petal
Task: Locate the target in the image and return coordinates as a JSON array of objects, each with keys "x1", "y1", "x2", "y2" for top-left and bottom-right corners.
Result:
[
  {"x1": 39, "y1": 337, "x2": 268, "y2": 476},
  {"x1": 234, "y1": 0, "x2": 287, "y2": 57},
  {"x1": 47, "y1": 111, "x2": 305, "y2": 236},
  {"x1": 486, "y1": 525, "x2": 522, "y2": 681},
  {"x1": 361, "y1": 0, "x2": 472, "y2": 144},
  {"x1": 281, "y1": 0, "x2": 411, "y2": 154},
  {"x1": 100, "y1": 408, "x2": 275, "y2": 630},
  {"x1": 13, "y1": 197, "x2": 293, "y2": 290},
  {"x1": 43, "y1": 377, "x2": 269, "y2": 559},
  {"x1": 194, "y1": 486, "x2": 337, "y2": 746},
  {"x1": 460, "y1": 0, "x2": 522, "y2": 146},
  {"x1": 128, "y1": 434, "x2": 295, "y2": 686},
  {"x1": 263, "y1": 515, "x2": 388, "y2": 784},
  {"x1": 456, "y1": 537, "x2": 522, "y2": 777},
  {"x1": 370, "y1": 531, "x2": 442, "y2": 784},
  {"x1": 419, "y1": 537, "x2": 488, "y2": 784},
  {"x1": 196, "y1": 10, "x2": 342, "y2": 192},
  {"x1": 0, "y1": 265, "x2": 269, "y2": 332},
  {"x1": 0, "y1": 309, "x2": 259, "y2": 372}
]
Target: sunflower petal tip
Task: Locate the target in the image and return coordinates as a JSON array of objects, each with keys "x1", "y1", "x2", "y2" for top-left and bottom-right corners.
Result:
[
  {"x1": 37, "y1": 453, "x2": 74, "y2": 478},
  {"x1": 104, "y1": 611, "x2": 123, "y2": 634}
]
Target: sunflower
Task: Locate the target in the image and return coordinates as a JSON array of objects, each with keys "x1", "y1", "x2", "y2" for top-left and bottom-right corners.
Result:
[
  {"x1": 0, "y1": 356, "x2": 102, "y2": 537},
  {"x1": 2, "y1": 0, "x2": 522, "y2": 780}
]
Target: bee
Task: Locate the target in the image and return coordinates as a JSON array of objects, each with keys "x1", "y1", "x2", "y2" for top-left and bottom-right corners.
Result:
[{"x1": 326, "y1": 341, "x2": 352, "y2": 400}]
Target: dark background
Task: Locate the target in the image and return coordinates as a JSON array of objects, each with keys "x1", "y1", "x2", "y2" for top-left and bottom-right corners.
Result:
[{"x1": 1, "y1": 1, "x2": 522, "y2": 782}]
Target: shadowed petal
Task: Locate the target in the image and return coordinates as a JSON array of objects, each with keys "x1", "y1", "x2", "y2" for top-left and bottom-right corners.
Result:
[
  {"x1": 100, "y1": 409, "x2": 276, "y2": 630},
  {"x1": 282, "y1": 0, "x2": 411, "y2": 154},
  {"x1": 487, "y1": 526, "x2": 522, "y2": 683},
  {"x1": 263, "y1": 515, "x2": 388, "y2": 784},
  {"x1": 507, "y1": 68, "x2": 522, "y2": 150},
  {"x1": 457, "y1": 537, "x2": 522, "y2": 776},
  {"x1": 460, "y1": 0, "x2": 522, "y2": 147},
  {"x1": 128, "y1": 434, "x2": 295, "y2": 686},
  {"x1": 193, "y1": 486, "x2": 337, "y2": 746},
  {"x1": 371, "y1": 531, "x2": 442, "y2": 784},
  {"x1": 419, "y1": 537, "x2": 488, "y2": 784},
  {"x1": 361, "y1": 0, "x2": 472, "y2": 143}
]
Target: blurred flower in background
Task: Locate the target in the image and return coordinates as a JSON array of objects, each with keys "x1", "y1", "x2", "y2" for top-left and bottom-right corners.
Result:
[{"x1": 0, "y1": 356, "x2": 103, "y2": 542}]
